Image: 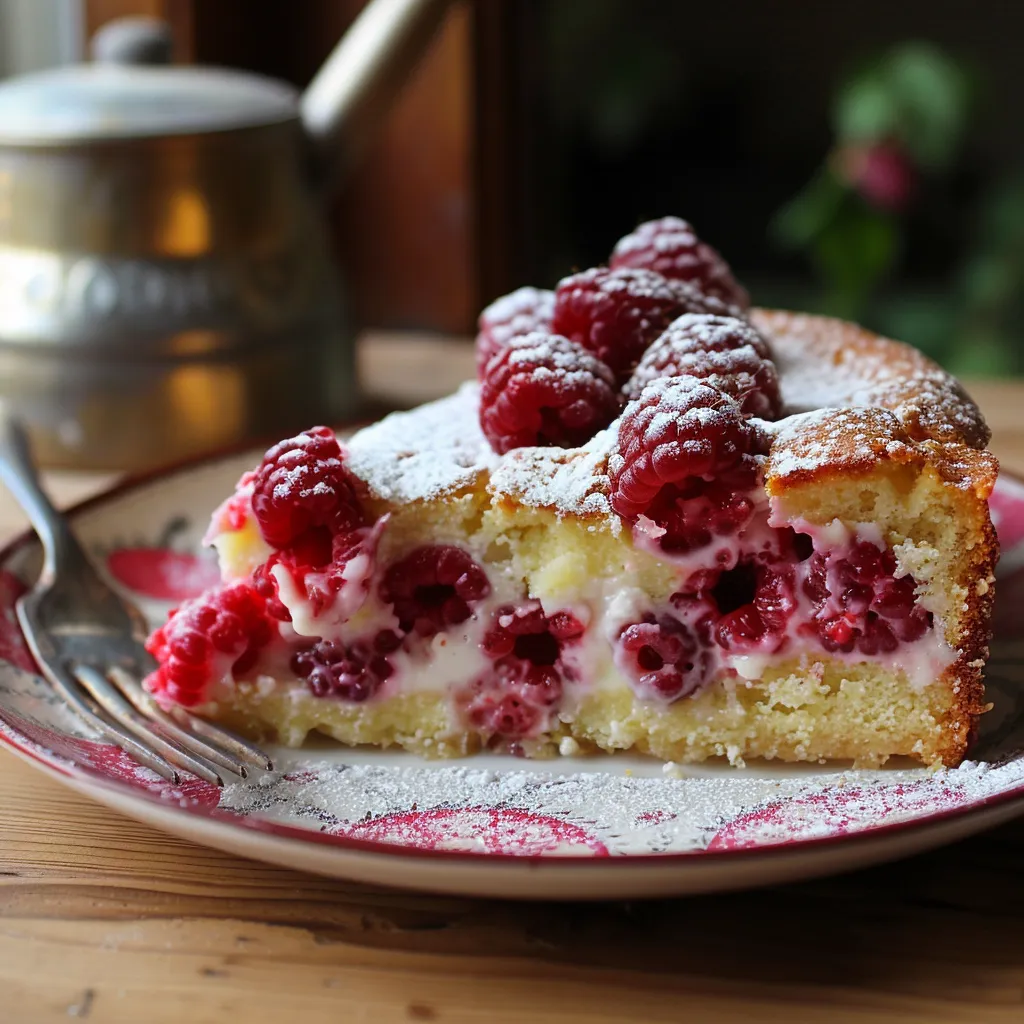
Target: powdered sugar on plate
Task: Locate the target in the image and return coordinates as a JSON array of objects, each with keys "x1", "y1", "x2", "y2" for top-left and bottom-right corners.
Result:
[{"x1": 2, "y1": 639, "x2": 1023, "y2": 858}]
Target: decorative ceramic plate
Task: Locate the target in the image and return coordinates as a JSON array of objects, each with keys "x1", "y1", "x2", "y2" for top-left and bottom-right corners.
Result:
[{"x1": 1, "y1": 450, "x2": 1023, "y2": 900}]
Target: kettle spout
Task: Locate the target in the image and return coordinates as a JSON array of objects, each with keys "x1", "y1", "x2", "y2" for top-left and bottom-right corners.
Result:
[{"x1": 300, "y1": 0, "x2": 454, "y2": 194}]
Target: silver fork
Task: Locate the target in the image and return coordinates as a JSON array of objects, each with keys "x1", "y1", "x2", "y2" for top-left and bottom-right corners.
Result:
[{"x1": 0, "y1": 409, "x2": 272, "y2": 785}]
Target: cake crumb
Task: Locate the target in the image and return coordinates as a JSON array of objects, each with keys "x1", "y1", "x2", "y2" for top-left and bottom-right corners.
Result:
[{"x1": 559, "y1": 736, "x2": 581, "y2": 757}]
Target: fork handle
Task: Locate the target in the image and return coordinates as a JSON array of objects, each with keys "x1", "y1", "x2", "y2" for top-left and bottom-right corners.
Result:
[{"x1": 0, "y1": 407, "x2": 86, "y2": 583}]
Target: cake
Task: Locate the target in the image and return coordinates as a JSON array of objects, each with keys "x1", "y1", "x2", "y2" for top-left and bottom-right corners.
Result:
[{"x1": 144, "y1": 217, "x2": 998, "y2": 768}]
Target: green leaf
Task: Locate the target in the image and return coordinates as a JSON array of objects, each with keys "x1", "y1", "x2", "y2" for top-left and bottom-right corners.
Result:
[
  {"x1": 873, "y1": 291, "x2": 957, "y2": 359},
  {"x1": 944, "y1": 326, "x2": 1017, "y2": 376},
  {"x1": 771, "y1": 171, "x2": 846, "y2": 249},
  {"x1": 834, "y1": 69, "x2": 898, "y2": 144},
  {"x1": 960, "y1": 253, "x2": 1018, "y2": 310},
  {"x1": 811, "y1": 203, "x2": 899, "y2": 318},
  {"x1": 887, "y1": 44, "x2": 969, "y2": 168},
  {"x1": 832, "y1": 43, "x2": 971, "y2": 168}
]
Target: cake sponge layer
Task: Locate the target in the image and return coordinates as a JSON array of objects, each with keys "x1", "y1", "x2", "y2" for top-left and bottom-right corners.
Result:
[{"x1": 212, "y1": 656, "x2": 964, "y2": 767}]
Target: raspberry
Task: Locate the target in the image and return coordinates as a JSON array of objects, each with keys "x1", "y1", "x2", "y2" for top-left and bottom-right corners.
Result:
[
  {"x1": 464, "y1": 687, "x2": 542, "y2": 741},
  {"x1": 551, "y1": 266, "x2": 736, "y2": 382},
  {"x1": 145, "y1": 581, "x2": 275, "y2": 707},
  {"x1": 802, "y1": 542, "x2": 933, "y2": 655},
  {"x1": 380, "y1": 545, "x2": 491, "y2": 637},
  {"x1": 481, "y1": 601, "x2": 585, "y2": 667},
  {"x1": 252, "y1": 563, "x2": 292, "y2": 622},
  {"x1": 713, "y1": 564, "x2": 797, "y2": 652},
  {"x1": 478, "y1": 332, "x2": 619, "y2": 454},
  {"x1": 260, "y1": 517, "x2": 387, "y2": 625},
  {"x1": 609, "y1": 377, "x2": 761, "y2": 552},
  {"x1": 624, "y1": 314, "x2": 782, "y2": 419},
  {"x1": 616, "y1": 614, "x2": 710, "y2": 700},
  {"x1": 251, "y1": 427, "x2": 363, "y2": 548},
  {"x1": 464, "y1": 602, "x2": 584, "y2": 741},
  {"x1": 290, "y1": 631, "x2": 397, "y2": 701},
  {"x1": 644, "y1": 480, "x2": 756, "y2": 554},
  {"x1": 610, "y1": 217, "x2": 750, "y2": 308},
  {"x1": 476, "y1": 286, "x2": 555, "y2": 376}
]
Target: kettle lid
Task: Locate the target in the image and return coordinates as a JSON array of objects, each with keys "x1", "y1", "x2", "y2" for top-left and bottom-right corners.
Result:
[{"x1": 0, "y1": 17, "x2": 299, "y2": 144}]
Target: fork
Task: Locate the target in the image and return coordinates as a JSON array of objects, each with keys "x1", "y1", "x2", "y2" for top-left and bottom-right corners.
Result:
[{"x1": 0, "y1": 408, "x2": 272, "y2": 785}]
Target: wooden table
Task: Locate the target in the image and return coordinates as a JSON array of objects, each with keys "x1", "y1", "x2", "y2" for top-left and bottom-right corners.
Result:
[{"x1": 2, "y1": 337, "x2": 1024, "y2": 1024}]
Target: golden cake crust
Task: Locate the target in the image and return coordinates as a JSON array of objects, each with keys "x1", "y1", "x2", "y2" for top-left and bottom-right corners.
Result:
[{"x1": 753, "y1": 309, "x2": 991, "y2": 449}]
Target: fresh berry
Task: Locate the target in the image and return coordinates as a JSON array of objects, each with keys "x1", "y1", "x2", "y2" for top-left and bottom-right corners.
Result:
[
  {"x1": 251, "y1": 427, "x2": 363, "y2": 548},
  {"x1": 259, "y1": 516, "x2": 387, "y2": 625},
  {"x1": 616, "y1": 613, "x2": 710, "y2": 700},
  {"x1": 609, "y1": 377, "x2": 761, "y2": 552},
  {"x1": 464, "y1": 687, "x2": 542, "y2": 741},
  {"x1": 476, "y1": 287, "x2": 555, "y2": 376},
  {"x1": 654, "y1": 313, "x2": 770, "y2": 360},
  {"x1": 380, "y1": 545, "x2": 491, "y2": 637},
  {"x1": 551, "y1": 266, "x2": 733, "y2": 382},
  {"x1": 713, "y1": 564, "x2": 797, "y2": 652},
  {"x1": 481, "y1": 601, "x2": 585, "y2": 666},
  {"x1": 252, "y1": 563, "x2": 292, "y2": 622},
  {"x1": 643, "y1": 479, "x2": 757, "y2": 555},
  {"x1": 624, "y1": 314, "x2": 782, "y2": 419},
  {"x1": 478, "y1": 332, "x2": 619, "y2": 454},
  {"x1": 611, "y1": 378, "x2": 758, "y2": 514},
  {"x1": 465, "y1": 602, "x2": 584, "y2": 741},
  {"x1": 802, "y1": 542, "x2": 932, "y2": 654},
  {"x1": 145, "y1": 581, "x2": 275, "y2": 706},
  {"x1": 290, "y1": 631, "x2": 398, "y2": 701},
  {"x1": 610, "y1": 217, "x2": 750, "y2": 308}
]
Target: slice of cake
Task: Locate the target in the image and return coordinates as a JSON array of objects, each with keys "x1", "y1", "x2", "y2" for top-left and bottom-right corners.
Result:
[{"x1": 144, "y1": 217, "x2": 998, "y2": 767}]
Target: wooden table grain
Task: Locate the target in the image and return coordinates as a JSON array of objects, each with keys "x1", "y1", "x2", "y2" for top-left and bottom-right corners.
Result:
[{"x1": 2, "y1": 336, "x2": 1024, "y2": 1024}]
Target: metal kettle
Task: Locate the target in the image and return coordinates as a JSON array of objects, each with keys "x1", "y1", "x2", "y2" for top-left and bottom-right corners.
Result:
[{"x1": 0, "y1": 0, "x2": 452, "y2": 470}]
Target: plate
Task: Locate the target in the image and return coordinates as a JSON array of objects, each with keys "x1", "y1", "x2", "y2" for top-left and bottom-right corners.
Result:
[{"x1": 0, "y1": 451, "x2": 1023, "y2": 900}]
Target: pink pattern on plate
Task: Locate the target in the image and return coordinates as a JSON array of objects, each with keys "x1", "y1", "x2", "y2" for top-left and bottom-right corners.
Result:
[
  {"x1": 333, "y1": 806, "x2": 610, "y2": 856},
  {"x1": 707, "y1": 780, "x2": 970, "y2": 850},
  {"x1": 0, "y1": 571, "x2": 34, "y2": 673},
  {"x1": 107, "y1": 548, "x2": 220, "y2": 602},
  {"x1": 989, "y1": 483, "x2": 1024, "y2": 550}
]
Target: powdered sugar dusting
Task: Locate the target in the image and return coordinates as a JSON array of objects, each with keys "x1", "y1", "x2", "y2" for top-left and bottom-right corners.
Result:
[
  {"x1": 347, "y1": 310, "x2": 995, "y2": 513},
  {"x1": 766, "y1": 408, "x2": 900, "y2": 478},
  {"x1": 505, "y1": 332, "x2": 612, "y2": 381},
  {"x1": 346, "y1": 383, "x2": 498, "y2": 503},
  {"x1": 489, "y1": 423, "x2": 620, "y2": 520},
  {"x1": 480, "y1": 287, "x2": 554, "y2": 340},
  {"x1": 758, "y1": 309, "x2": 990, "y2": 449}
]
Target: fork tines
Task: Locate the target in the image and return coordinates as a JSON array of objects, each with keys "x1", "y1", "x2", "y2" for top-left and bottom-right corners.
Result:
[{"x1": 68, "y1": 664, "x2": 273, "y2": 786}]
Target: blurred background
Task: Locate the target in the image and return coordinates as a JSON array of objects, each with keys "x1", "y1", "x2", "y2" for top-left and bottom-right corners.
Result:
[{"x1": 0, "y1": 0, "x2": 1021, "y2": 467}]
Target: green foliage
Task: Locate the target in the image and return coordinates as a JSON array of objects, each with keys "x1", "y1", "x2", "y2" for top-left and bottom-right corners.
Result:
[
  {"x1": 772, "y1": 41, "x2": 1018, "y2": 374},
  {"x1": 834, "y1": 44, "x2": 971, "y2": 168},
  {"x1": 773, "y1": 172, "x2": 899, "y2": 318}
]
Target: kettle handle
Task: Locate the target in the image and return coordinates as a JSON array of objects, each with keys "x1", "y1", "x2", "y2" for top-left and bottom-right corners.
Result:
[{"x1": 301, "y1": 0, "x2": 454, "y2": 193}]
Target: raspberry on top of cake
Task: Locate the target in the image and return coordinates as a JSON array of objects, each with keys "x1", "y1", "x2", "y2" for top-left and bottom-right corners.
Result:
[{"x1": 145, "y1": 215, "x2": 998, "y2": 768}]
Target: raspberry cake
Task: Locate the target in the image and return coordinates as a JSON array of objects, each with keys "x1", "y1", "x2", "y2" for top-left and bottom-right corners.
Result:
[{"x1": 145, "y1": 217, "x2": 998, "y2": 767}]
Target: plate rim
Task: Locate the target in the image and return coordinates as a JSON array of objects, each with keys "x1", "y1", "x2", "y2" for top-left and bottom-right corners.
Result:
[{"x1": 0, "y1": 438, "x2": 1021, "y2": 871}]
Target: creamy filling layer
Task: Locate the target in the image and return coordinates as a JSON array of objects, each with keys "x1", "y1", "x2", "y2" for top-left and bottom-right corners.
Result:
[{"x1": 205, "y1": 489, "x2": 956, "y2": 744}]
